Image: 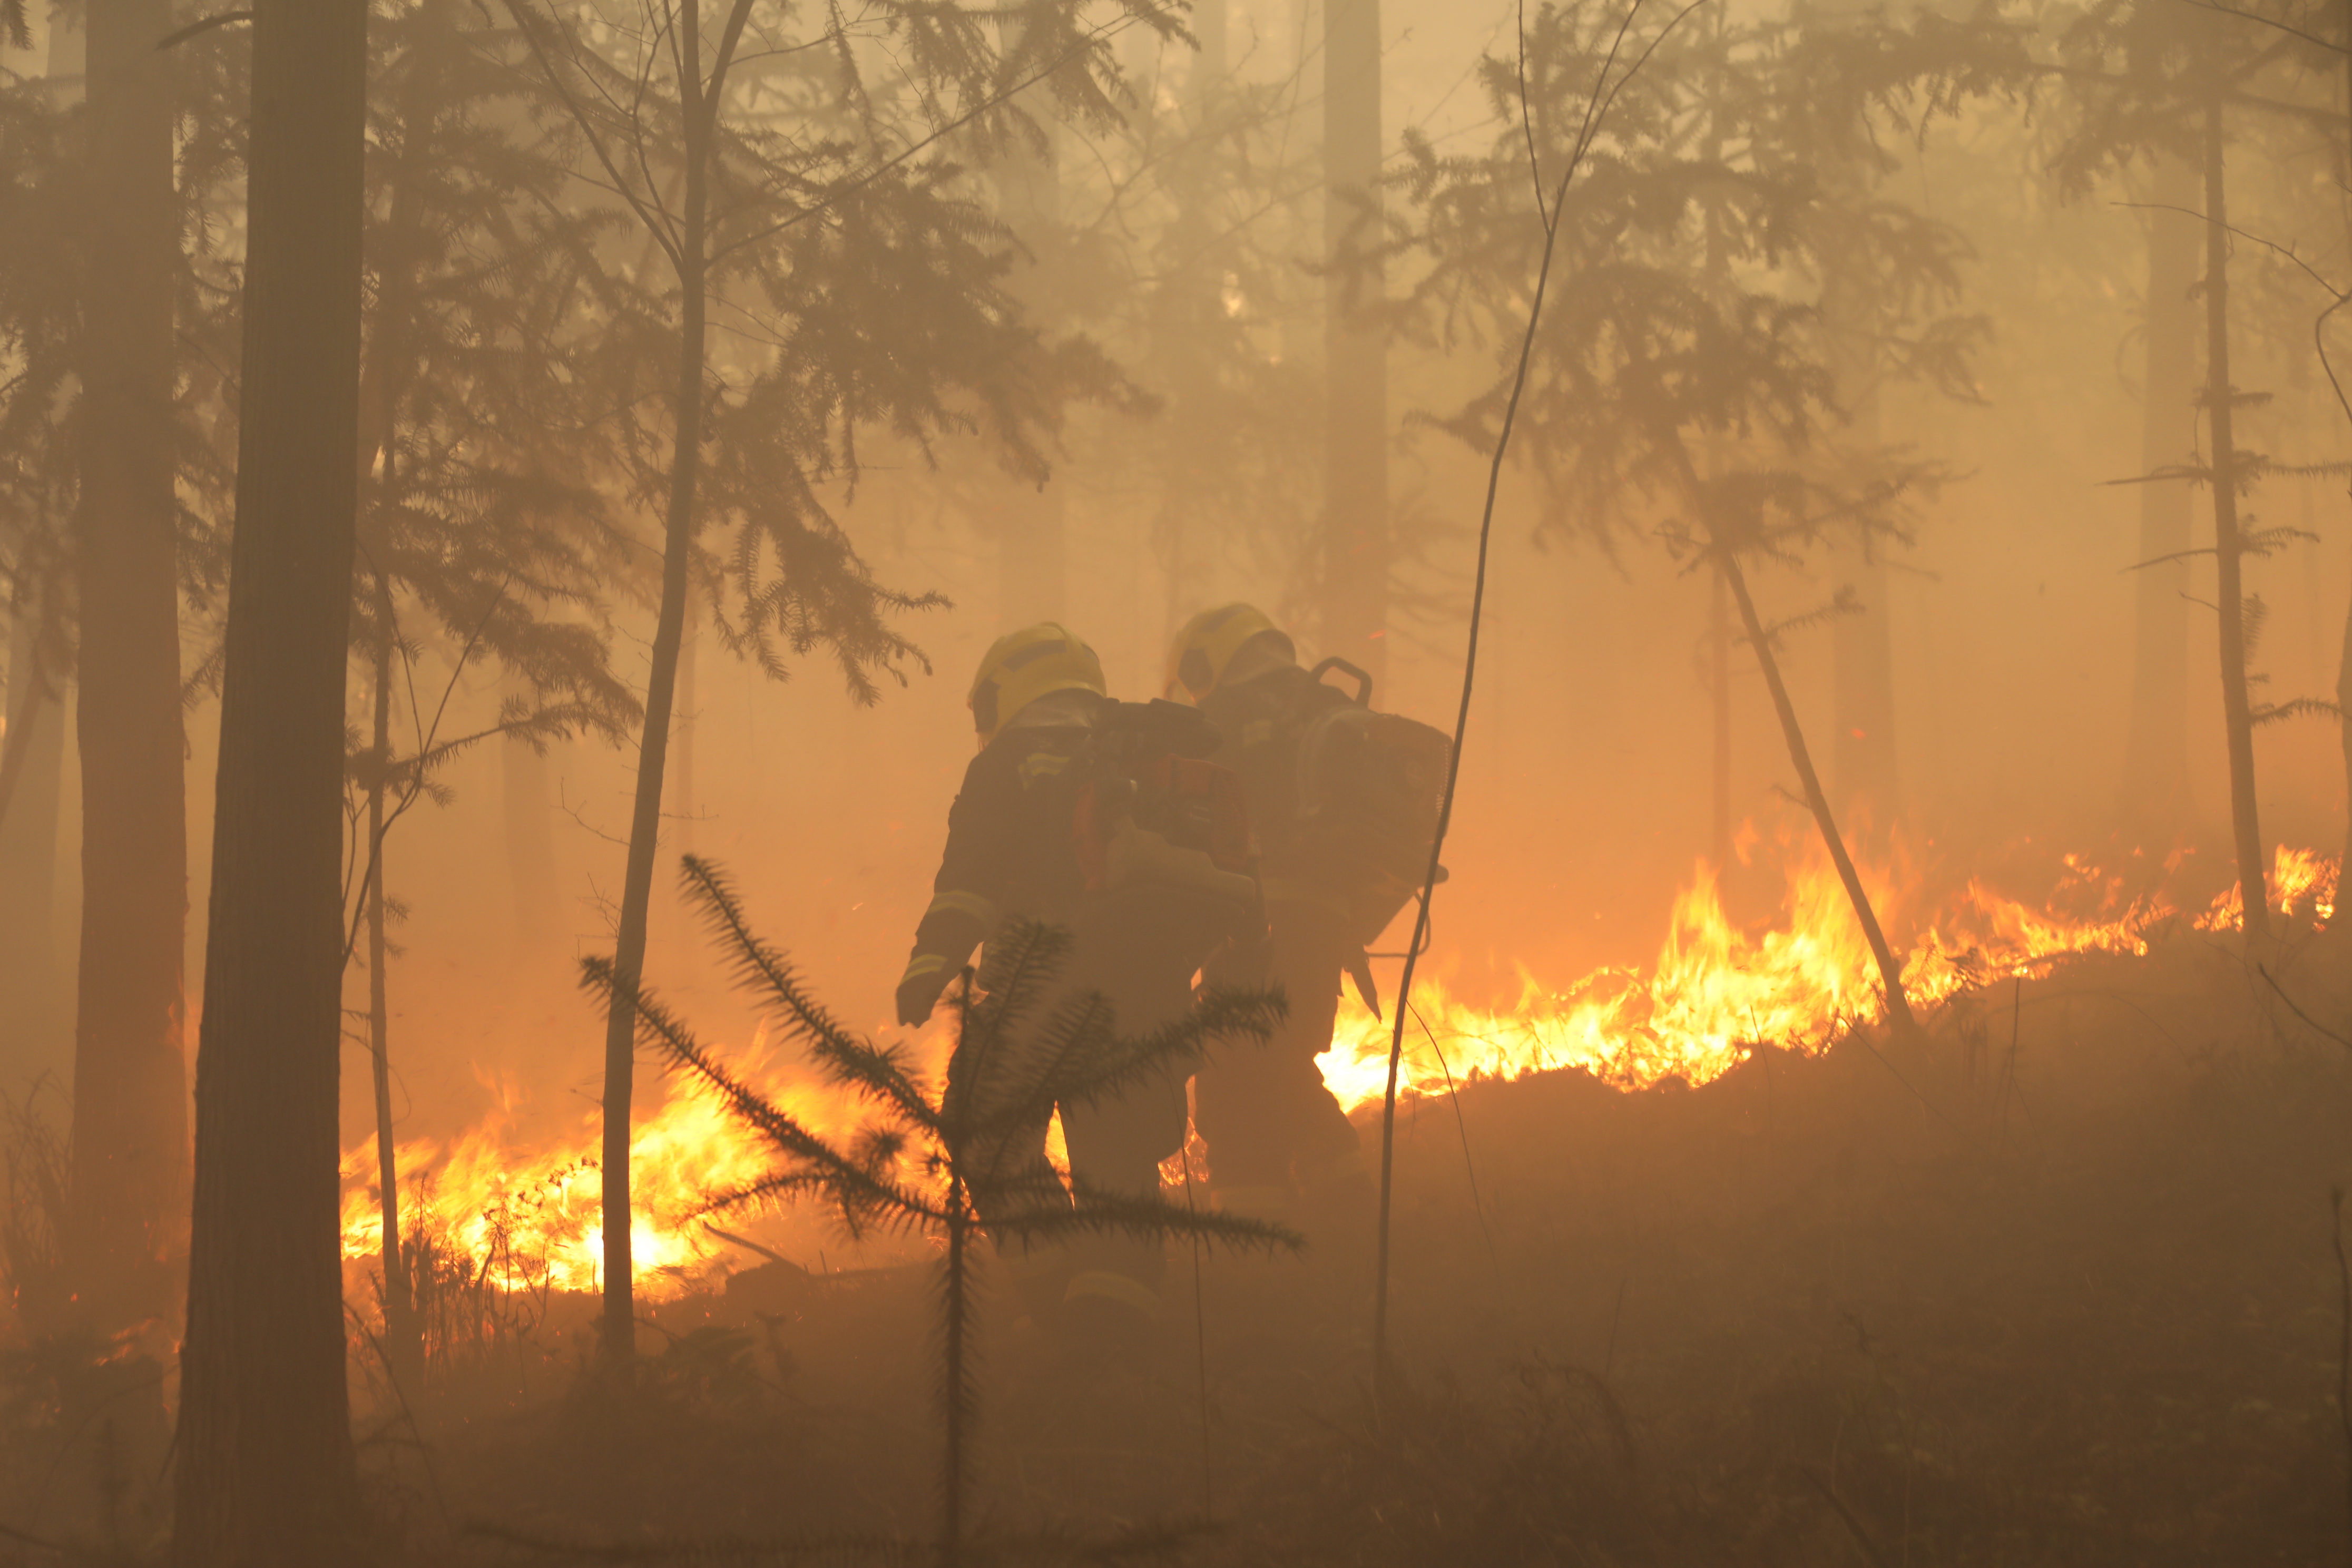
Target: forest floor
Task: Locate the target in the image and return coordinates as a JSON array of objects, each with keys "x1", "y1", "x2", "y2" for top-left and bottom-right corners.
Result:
[{"x1": 8, "y1": 926, "x2": 2352, "y2": 1565}]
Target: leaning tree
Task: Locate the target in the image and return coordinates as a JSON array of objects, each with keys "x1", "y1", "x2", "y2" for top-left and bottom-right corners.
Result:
[{"x1": 1383, "y1": 0, "x2": 2008, "y2": 1029}]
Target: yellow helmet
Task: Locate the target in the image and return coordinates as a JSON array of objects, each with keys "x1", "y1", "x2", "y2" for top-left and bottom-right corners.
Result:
[
  {"x1": 968, "y1": 623, "x2": 1105, "y2": 740},
  {"x1": 1163, "y1": 604, "x2": 1293, "y2": 702}
]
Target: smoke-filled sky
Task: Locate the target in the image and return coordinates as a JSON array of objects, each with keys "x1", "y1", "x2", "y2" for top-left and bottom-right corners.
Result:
[{"x1": 5, "y1": 0, "x2": 2351, "y2": 1160}]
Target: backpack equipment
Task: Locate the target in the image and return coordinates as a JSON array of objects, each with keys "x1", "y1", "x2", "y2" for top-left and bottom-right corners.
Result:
[
  {"x1": 1266, "y1": 658, "x2": 1454, "y2": 948},
  {"x1": 1068, "y1": 700, "x2": 1260, "y2": 969}
]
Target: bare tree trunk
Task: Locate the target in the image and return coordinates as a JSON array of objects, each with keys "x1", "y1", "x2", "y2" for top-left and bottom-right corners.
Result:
[
  {"x1": 1718, "y1": 547, "x2": 1915, "y2": 1033},
  {"x1": 69, "y1": 0, "x2": 189, "y2": 1331},
  {"x1": 0, "y1": 613, "x2": 67, "y2": 1089},
  {"x1": 367, "y1": 589, "x2": 420, "y2": 1389},
  {"x1": 173, "y1": 0, "x2": 368, "y2": 1558},
  {"x1": 2201, "y1": 80, "x2": 2270, "y2": 942},
  {"x1": 0, "y1": 669, "x2": 45, "y2": 851},
  {"x1": 2338, "y1": 0, "x2": 2352, "y2": 904},
  {"x1": 2123, "y1": 156, "x2": 2202, "y2": 827},
  {"x1": 1322, "y1": 0, "x2": 1387, "y2": 681},
  {"x1": 940, "y1": 1192, "x2": 969, "y2": 1568},
  {"x1": 2338, "y1": 563, "x2": 2352, "y2": 895},
  {"x1": 598, "y1": 0, "x2": 714, "y2": 1365},
  {"x1": 1711, "y1": 564, "x2": 1732, "y2": 871}
]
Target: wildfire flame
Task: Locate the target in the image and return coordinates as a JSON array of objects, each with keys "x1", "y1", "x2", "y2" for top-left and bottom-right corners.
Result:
[{"x1": 341, "y1": 832, "x2": 2339, "y2": 1300}]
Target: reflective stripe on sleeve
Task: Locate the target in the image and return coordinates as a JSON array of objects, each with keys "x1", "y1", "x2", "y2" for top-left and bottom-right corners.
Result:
[
  {"x1": 924, "y1": 889, "x2": 998, "y2": 927},
  {"x1": 899, "y1": 952, "x2": 953, "y2": 983}
]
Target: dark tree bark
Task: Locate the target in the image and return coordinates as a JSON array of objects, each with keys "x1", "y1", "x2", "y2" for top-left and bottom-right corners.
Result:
[
  {"x1": 2339, "y1": 0, "x2": 2352, "y2": 899},
  {"x1": 0, "y1": 615, "x2": 67, "y2": 1090},
  {"x1": 2121, "y1": 156, "x2": 2201, "y2": 827},
  {"x1": 68, "y1": 0, "x2": 190, "y2": 1329},
  {"x1": 2199, "y1": 79, "x2": 2270, "y2": 942},
  {"x1": 1710, "y1": 565, "x2": 1732, "y2": 871},
  {"x1": 1322, "y1": 0, "x2": 1388, "y2": 683},
  {"x1": 173, "y1": 0, "x2": 369, "y2": 1557}
]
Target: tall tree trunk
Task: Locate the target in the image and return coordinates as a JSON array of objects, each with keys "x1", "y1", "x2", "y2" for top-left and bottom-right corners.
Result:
[
  {"x1": 367, "y1": 589, "x2": 420, "y2": 1389},
  {"x1": 1322, "y1": 0, "x2": 1387, "y2": 682},
  {"x1": 0, "y1": 614, "x2": 67, "y2": 1090},
  {"x1": 70, "y1": 0, "x2": 189, "y2": 1330},
  {"x1": 1711, "y1": 565, "x2": 1732, "y2": 871},
  {"x1": 173, "y1": 0, "x2": 369, "y2": 1558},
  {"x1": 2122, "y1": 156, "x2": 2202, "y2": 827},
  {"x1": 2338, "y1": 558, "x2": 2352, "y2": 893},
  {"x1": 599, "y1": 0, "x2": 713, "y2": 1365},
  {"x1": 2337, "y1": 0, "x2": 2352, "y2": 903},
  {"x1": 2200, "y1": 80, "x2": 2269, "y2": 942}
]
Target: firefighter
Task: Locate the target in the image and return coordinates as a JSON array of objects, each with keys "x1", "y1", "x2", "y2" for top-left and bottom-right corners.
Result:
[
  {"x1": 1165, "y1": 605, "x2": 1374, "y2": 1231},
  {"x1": 894, "y1": 623, "x2": 1209, "y2": 1346}
]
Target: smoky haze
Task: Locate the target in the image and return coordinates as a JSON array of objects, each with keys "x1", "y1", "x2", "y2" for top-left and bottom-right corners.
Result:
[{"x1": 8, "y1": 0, "x2": 2352, "y2": 1558}]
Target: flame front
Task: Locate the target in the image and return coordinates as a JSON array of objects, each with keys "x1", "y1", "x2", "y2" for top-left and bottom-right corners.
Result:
[
  {"x1": 342, "y1": 831, "x2": 2339, "y2": 1297},
  {"x1": 1317, "y1": 835, "x2": 2322, "y2": 1114},
  {"x1": 339, "y1": 1033, "x2": 859, "y2": 1304}
]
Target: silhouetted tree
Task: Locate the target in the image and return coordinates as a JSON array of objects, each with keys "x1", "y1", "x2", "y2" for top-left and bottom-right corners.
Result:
[
  {"x1": 1384, "y1": 0, "x2": 2000, "y2": 1029},
  {"x1": 2044, "y1": 0, "x2": 2352, "y2": 933},
  {"x1": 68, "y1": 0, "x2": 189, "y2": 1332},
  {"x1": 174, "y1": 0, "x2": 369, "y2": 1560},
  {"x1": 339, "y1": 0, "x2": 644, "y2": 1385}
]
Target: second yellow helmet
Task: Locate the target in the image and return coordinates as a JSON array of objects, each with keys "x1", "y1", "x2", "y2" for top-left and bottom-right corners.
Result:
[{"x1": 1163, "y1": 604, "x2": 1293, "y2": 702}]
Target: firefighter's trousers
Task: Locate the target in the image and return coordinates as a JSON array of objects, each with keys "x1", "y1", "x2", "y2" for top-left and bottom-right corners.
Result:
[
  {"x1": 958, "y1": 925, "x2": 1195, "y2": 1322},
  {"x1": 1193, "y1": 903, "x2": 1363, "y2": 1199}
]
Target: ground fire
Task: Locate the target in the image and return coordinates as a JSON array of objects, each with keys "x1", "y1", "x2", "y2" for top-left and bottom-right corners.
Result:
[{"x1": 337, "y1": 833, "x2": 2343, "y2": 1304}]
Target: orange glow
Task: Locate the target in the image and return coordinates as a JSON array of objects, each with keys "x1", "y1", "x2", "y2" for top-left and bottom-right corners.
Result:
[
  {"x1": 2194, "y1": 844, "x2": 2338, "y2": 932},
  {"x1": 341, "y1": 831, "x2": 2339, "y2": 1298},
  {"x1": 339, "y1": 1027, "x2": 900, "y2": 1303}
]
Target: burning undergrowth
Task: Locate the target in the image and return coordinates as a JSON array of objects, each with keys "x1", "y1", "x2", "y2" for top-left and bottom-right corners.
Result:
[{"x1": 334, "y1": 824, "x2": 2344, "y2": 1348}]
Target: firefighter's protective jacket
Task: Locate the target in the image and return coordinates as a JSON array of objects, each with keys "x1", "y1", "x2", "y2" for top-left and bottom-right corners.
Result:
[{"x1": 899, "y1": 690, "x2": 1106, "y2": 1005}]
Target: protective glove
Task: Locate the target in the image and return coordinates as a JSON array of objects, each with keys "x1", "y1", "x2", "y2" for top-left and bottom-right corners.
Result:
[{"x1": 896, "y1": 954, "x2": 953, "y2": 1027}]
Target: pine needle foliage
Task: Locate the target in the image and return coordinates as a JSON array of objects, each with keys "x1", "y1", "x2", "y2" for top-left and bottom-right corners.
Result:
[
  {"x1": 1381, "y1": 0, "x2": 1995, "y2": 572},
  {"x1": 583, "y1": 855, "x2": 1300, "y2": 1568},
  {"x1": 351, "y1": 0, "x2": 644, "y2": 731}
]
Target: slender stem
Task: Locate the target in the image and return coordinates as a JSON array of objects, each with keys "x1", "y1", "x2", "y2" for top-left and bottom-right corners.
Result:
[
  {"x1": 599, "y1": 0, "x2": 710, "y2": 1366},
  {"x1": 1716, "y1": 545, "x2": 1916, "y2": 1032},
  {"x1": 2203, "y1": 68, "x2": 2271, "y2": 942},
  {"x1": 2335, "y1": 1186, "x2": 2352, "y2": 1568},
  {"x1": 1369, "y1": 0, "x2": 1710, "y2": 1419},
  {"x1": 368, "y1": 577, "x2": 417, "y2": 1385},
  {"x1": 942, "y1": 1192, "x2": 966, "y2": 1568}
]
